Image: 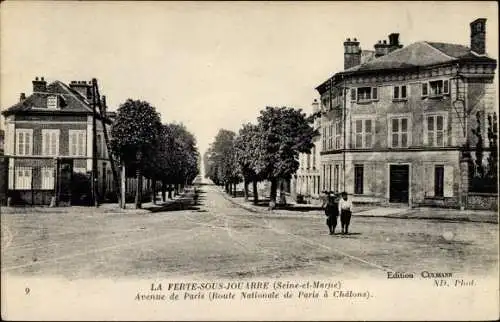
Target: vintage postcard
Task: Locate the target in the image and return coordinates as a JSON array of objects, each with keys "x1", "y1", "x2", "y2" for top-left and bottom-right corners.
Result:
[{"x1": 1, "y1": 1, "x2": 498, "y2": 320}]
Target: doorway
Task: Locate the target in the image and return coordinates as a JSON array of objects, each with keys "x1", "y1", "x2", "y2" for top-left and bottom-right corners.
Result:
[{"x1": 389, "y1": 164, "x2": 409, "y2": 203}]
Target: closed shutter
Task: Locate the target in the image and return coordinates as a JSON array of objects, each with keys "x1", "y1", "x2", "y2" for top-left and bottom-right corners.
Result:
[
  {"x1": 350, "y1": 88, "x2": 356, "y2": 101},
  {"x1": 443, "y1": 165, "x2": 454, "y2": 197},
  {"x1": 425, "y1": 165, "x2": 434, "y2": 197}
]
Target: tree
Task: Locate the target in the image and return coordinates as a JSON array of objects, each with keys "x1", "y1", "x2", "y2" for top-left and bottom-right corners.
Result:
[
  {"x1": 110, "y1": 99, "x2": 161, "y2": 209},
  {"x1": 206, "y1": 129, "x2": 241, "y2": 195},
  {"x1": 234, "y1": 123, "x2": 265, "y2": 203},
  {"x1": 256, "y1": 106, "x2": 318, "y2": 206},
  {"x1": 486, "y1": 112, "x2": 498, "y2": 182}
]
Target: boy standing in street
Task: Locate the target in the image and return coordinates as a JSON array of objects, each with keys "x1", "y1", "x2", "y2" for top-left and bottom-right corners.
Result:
[
  {"x1": 338, "y1": 192, "x2": 353, "y2": 235},
  {"x1": 325, "y1": 192, "x2": 339, "y2": 235}
]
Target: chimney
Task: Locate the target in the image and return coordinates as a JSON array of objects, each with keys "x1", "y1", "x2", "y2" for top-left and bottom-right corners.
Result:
[
  {"x1": 388, "y1": 33, "x2": 403, "y2": 53},
  {"x1": 374, "y1": 40, "x2": 390, "y2": 57},
  {"x1": 32, "y1": 76, "x2": 47, "y2": 92},
  {"x1": 344, "y1": 37, "x2": 361, "y2": 70},
  {"x1": 470, "y1": 18, "x2": 486, "y2": 55},
  {"x1": 312, "y1": 98, "x2": 319, "y2": 113},
  {"x1": 101, "y1": 95, "x2": 108, "y2": 117},
  {"x1": 69, "y1": 80, "x2": 92, "y2": 100},
  {"x1": 19, "y1": 93, "x2": 26, "y2": 102}
]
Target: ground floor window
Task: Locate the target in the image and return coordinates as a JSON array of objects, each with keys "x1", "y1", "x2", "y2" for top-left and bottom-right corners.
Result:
[
  {"x1": 354, "y1": 164, "x2": 364, "y2": 194},
  {"x1": 41, "y1": 167, "x2": 55, "y2": 190},
  {"x1": 9, "y1": 166, "x2": 33, "y2": 190}
]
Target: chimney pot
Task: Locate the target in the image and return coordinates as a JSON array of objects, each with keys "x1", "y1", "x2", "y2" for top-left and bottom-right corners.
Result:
[
  {"x1": 347, "y1": 38, "x2": 351, "y2": 41},
  {"x1": 41, "y1": 77, "x2": 44, "y2": 81},
  {"x1": 35, "y1": 77, "x2": 39, "y2": 81}
]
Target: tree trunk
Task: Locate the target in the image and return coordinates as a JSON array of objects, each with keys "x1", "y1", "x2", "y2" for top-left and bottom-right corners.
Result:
[
  {"x1": 243, "y1": 179, "x2": 249, "y2": 201},
  {"x1": 120, "y1": 161, "x2": 126, "y2": 209},
  {"x1": 168, "y1": 184, "x2": 173, "y2": 199},
  {"x1": 161, "y1": 181, "x2": 166, "y2": 202},
  {"x1": 174, "y1": 183, "x2": 179, "y2": 196},
  {"x1": 233, "y1": 183, "x2": 237, "y2": 197},
  {"x1": 151, "y1": 179, "x2": 156, "y2": 205},
  {"x1": 252, "y1": 179, "x2": 258, "y2": 204},
  {"x1": 270, "y1": 177, "x2": 278, "y2": 205},
  {"x1": 135, "y1": 169, "x2": 142, "y2": 209},
  {"x1": 135, "y1": 152, "x2": 143, "y2": 209}
]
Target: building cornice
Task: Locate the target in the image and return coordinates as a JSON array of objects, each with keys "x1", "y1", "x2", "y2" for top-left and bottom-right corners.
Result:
[{"x1": 316, "y1": 60, "x2": 497, "y2": 95}]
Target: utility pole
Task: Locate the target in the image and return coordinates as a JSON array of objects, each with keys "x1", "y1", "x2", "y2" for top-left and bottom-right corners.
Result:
[{"x1": 91, "y1": 80, "x2": 99, "y2": 207}]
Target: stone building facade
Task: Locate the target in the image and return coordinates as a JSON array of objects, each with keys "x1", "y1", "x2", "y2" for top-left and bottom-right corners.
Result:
[
  {"x1": 294, "y1": 99, "x2": 322, "y2": 204},
  {"x1": 316, "y1": 18, "x2": 497, "y2": 209}
]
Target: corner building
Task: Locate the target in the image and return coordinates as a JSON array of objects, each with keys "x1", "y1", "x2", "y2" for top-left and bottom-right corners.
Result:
[{"x1": 316, "y1": 18, "x2": 497, "y2": 208}]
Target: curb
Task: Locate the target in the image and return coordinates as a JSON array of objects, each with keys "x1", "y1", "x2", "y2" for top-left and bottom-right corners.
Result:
[{"x1": 216, "y1": 188, "x2": 498, "y2": 224}]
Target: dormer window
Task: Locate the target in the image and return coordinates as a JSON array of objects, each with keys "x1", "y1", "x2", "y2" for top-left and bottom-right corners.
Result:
[{"x1": 47, "y1": 96, "x2": 58, "y2": 109}]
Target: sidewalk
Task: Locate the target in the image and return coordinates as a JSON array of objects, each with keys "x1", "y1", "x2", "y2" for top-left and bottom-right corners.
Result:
[
  {"x1": 221, "y1": 190, "x2": 498, "y2": 224},
  {"x1": 0, "y1": 192, "x2": 190, "y2": 215}
]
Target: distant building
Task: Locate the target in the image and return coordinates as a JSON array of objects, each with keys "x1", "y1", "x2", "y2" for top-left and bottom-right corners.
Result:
[
  {"x1": 316, "y1": 18, "x2": 497, "y2": 209},
  {"x1": 1, "y1": 77, "x2": 116, "y2": 205},
  {"x1": 293, "y1": 99, "x2": 322, "y2": 204}
]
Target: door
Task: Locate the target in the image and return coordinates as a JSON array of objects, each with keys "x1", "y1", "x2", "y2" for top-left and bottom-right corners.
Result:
[
  {"x1": 389, "y1": 165, "x2": 409, "y2": 203},
  {"x1": 58, "y1": 159, "x2": 73, "y2": 206}
]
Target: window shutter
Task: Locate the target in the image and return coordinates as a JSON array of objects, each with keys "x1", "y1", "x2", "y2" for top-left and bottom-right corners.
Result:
[
  {"x1": 372, "y1": 87, "x2": 378, "y2": 100},
  {"x1": 422, "y1": 83, "x2": 428, "y2": 97},
  {"x1": 426, "y1": 165, "x2": 435, "y2": 197},
  {"x1": 443, "y1": 165, "x2": 454, "y2": 197},
  {"x1": 43, "y1": 132, "x2": 49, "y2": 155},
  {"x1": 26, "y1": 132, "x2": 32, "y2": 155},
  {"x1": 350, "y1": 88, "x2": 356, "y2": 101},
  {"x1": 423, "y1": 117, "x2": 429, "y2": 145},
  {"x1": 443, "y1": 80, "x2": 449, "y2": 94}
]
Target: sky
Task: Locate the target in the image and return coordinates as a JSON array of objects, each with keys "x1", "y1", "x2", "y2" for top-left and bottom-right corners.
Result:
[{"x1": 1, "y1": 1, "x2": 498, "y2": 163}]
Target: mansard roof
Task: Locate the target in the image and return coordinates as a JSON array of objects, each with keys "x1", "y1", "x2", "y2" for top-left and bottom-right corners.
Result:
[
  {"x1": 316, "y1": 41, "x2": 497, "y2": 93},
  {"x1": 343, "y1": 41, "x2": 496, "y2": 74},
  {"x1": 2, "y1": 80, "x2": 94, "y2": 116}
]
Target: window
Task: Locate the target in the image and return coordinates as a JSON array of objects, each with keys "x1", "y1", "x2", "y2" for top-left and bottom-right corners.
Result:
[
  {"x1": 14, "y1": 167, "x2": 32, "y2": 190},
  {"x1": 47, "y1": 96, "x2": 58, "y2": 109},
  {"x1": 354, "y1": 119, "x2": 373, "y2": 149},
  {"x1": 334, "y1": 164, "x2": 339, "y2": 192},
  {"x1": 427, "y1": 165, "x2": 454, "y2": 198},
  {"x1": 328, "y1": 164, "x2": 332, "y2": 191},
  {"x1": 41, "y1": 167, "x2": 55, "y2": 190},
  {"x1": 354, "y1": 164, "x2": 364, "y2": 194},
  {"x1": 350, "y1": 88, "x2": 357, "y2": 102},
  {"x1": 393, "y1": 85, "x2": 407, "y2": 100},
  {"x1": 334, "y1": 121, "x2": 341, "y2": 149},
  {"x1": 322, "y1": 165, "x2": 326, "y2": 190},
  {"x1": 15, "y1": 129, "x2": 33, "y2": 156},
  {"x1": 372, "y1": 87, "x2": 378, "y2": 100},
  {"x1": 69, "y1": 130, "x2": 86, "y2": 156},
  {"x1": 389, "y1": 117, "x2": 410, "y2": 148},
  {"x1": 357, "y1": 87, "x2": 372, "y2": 102},
  {"x1": 434, "y1": 165, "x2": 444, "y2": 197},
  {"x1": 42, "y1": 129, "x2": 60, "y2": 156},
  {"x1": 423, "y1": 80, "x2": 450, "y2": 98},
  {"x1": 425, "y1": 114, "x2": 447, "y2": 147},
  {"x1": 312, "y1": 146, "x2": 316, "y2": 170},
  {"x1": 321, "y1": 126, "x2": 326, "y2": 151},
  {"x1": 422, "y1": 83, "x2": 428, "y2": 97},
  {"x1": 328, "y1": 122, "x2": 333, "y2": 150}
]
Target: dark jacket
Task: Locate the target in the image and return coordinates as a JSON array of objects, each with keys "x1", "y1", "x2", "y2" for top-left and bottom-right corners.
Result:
[{"x1": 325, "y1": 198, "x2": 339, "y2": 217}]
